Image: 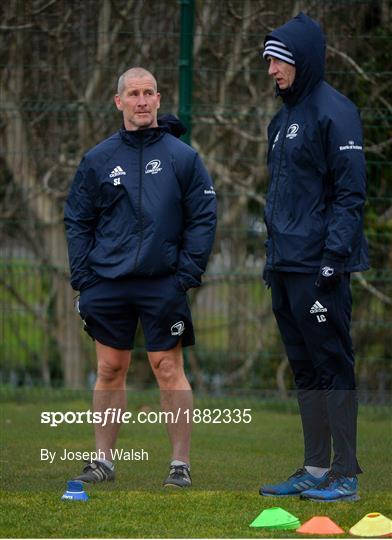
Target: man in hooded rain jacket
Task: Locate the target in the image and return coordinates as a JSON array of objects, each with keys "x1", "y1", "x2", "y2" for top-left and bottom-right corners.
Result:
[{"x1": 259, "y1": 13, "x2": 369, "y2": 502}]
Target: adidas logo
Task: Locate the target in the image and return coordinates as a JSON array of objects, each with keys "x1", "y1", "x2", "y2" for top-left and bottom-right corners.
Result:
[
  {"x1": 310, "y1": 301, "x2": 327, "y2": 314},
  {"x1": 109, "y1": 165, "x2": 126, "y2": 178}
]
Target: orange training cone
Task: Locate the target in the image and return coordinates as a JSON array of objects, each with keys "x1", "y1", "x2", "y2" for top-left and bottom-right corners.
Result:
[
  {"x1": 349, "y1": 512, "x2": 392, "y2": 537},
  {"x1": 297, "y1": 516, "x2": 344, "y2": 535}
]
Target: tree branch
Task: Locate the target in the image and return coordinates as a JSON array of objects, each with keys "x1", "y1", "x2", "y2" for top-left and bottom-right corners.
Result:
[
  {"x1": 327, "y1": 44, "x2": 392, "y2": 114},
  {"x1": 354, "y1": 272, "x2": 392, "y2": 306}
]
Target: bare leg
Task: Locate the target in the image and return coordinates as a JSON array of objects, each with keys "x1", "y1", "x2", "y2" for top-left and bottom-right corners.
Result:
[
  {"x1": 93, "y1": 340, "x2": 131, "y2": 460},
  {"x1": 148, "y1": 342, "x2": 192, "y2": 464}
]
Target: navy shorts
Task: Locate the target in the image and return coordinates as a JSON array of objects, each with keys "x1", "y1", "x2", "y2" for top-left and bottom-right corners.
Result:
[{"x1": 77, "y1": 275, "x2": 195, "y2": 351}]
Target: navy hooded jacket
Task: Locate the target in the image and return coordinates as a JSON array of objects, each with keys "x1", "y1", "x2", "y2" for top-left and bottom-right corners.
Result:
[
  {"x1": 64, "y1": 115, "x2": 217, "y2": 291},
  {"x1": 263, "y1": 12, "x2": 369, "y2": 272}
]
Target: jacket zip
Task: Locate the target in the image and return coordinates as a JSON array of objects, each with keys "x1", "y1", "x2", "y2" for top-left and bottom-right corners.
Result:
[
  {"x1": 133, "y1": 134, "x2": 144, "y2": 270},
  {"x1": 271, "y1": 109, "x2": 291, "y2": 268}
]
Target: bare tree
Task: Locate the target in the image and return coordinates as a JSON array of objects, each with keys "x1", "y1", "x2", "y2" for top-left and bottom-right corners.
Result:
[{"x1": 0, "y1": 0, "x2": 390, "y2": 393}]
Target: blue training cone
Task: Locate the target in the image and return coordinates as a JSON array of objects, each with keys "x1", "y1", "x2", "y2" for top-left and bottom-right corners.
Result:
[{"x1": 61, "y1": 480, "x2": 89, "y2": 501}]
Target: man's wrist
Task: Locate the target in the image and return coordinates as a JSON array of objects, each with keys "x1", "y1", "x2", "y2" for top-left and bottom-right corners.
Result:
[
  {"x1": 321, "y1": 251, "x2": 346, "y2": 273},
  {"x1": 175, "y1": 275, "x2": 189, "y2": 292}
]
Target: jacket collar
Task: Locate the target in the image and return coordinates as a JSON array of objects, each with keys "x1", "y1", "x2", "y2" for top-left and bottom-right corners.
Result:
[
  {"x1": 119, "y1": 126, "x2": 164, "y2": 148},
  {"x1": 119, "y1": 114, "x2": 187, "y2": 147}
]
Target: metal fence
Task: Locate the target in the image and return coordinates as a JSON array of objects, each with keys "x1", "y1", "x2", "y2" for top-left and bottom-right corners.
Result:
[{"x1": 0, "y1": 0, "x2": 391, "y2": 398}]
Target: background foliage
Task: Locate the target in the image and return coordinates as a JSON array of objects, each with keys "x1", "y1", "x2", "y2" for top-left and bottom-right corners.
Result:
[{"x1": 0, "y1": 0, "x2": 391, "y2": 398}]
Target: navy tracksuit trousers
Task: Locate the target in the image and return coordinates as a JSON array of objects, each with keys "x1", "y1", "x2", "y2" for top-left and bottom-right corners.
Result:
[{"x1": 270, "y1": 271, "x2": 361, "y2": 476}]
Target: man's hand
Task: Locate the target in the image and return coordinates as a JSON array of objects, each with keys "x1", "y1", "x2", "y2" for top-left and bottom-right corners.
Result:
[
  {"x1": 263, "y1": 267, "x2": 272, "y2": 289},
  {"x1": 316, "y1": 257, "x2": 344, "y2": 291}
]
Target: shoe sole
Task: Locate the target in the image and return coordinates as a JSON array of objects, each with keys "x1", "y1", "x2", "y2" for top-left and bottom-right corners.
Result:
[
  {"x1": 76, "y1": 477, "x2": 115, "y2": 484},
  {"x1": 300, "y1": 493, "x2": 360, "y2": 502},
  {"x1": 163, "y1": 483, "x2": 191, "y2": 489},
  {"x1": 259, "y1": 491, "x2": 301, "y2": 497}
]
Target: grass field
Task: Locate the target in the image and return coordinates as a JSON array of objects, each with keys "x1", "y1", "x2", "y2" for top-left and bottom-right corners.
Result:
[{"x1": 0, "y1": 391, "x2": 391, "y2": 538}]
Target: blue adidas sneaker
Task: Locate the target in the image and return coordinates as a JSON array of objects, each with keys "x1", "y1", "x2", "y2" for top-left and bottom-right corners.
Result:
[
  {"x1": 259, "y1": 467, "x2": 328, "y2": 497},
  {"x1": 300, "y1": 470, "x2": 359, "y2": 502}
]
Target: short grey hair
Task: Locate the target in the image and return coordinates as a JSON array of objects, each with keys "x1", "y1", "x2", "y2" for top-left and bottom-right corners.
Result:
[{"x1": 117, "y1": 67, "x2": 157, "y2": 94}]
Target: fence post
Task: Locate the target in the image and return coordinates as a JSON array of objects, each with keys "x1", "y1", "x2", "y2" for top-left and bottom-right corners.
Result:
[{"x1": 178, "y1": 0, "x2": 195, "y2": 145}]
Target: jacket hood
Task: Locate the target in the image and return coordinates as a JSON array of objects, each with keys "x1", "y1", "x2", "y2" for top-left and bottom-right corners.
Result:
[
  {"x1": 158, "y1": 114, "x2": 187, "y2": 138},
  {"x1": 264, "y1": 12, "x2": 325, "y2": 104}
]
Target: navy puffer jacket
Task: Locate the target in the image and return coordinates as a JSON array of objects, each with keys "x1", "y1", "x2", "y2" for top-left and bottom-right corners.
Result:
[
  {"x1": 64, "y1": 115, "x2": 217, "y2": 291},
  {"x1": 263, "y1": 12, "x2": 369, "y2": 272}
]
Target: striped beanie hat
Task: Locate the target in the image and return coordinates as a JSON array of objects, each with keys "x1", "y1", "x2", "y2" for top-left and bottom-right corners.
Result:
[{"x1": 262, "y1": 38, "x2": 295, "y2": 65}]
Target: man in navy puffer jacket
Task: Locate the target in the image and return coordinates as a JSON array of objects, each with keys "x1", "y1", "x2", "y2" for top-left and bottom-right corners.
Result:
[
  {"x1": 259, "y1": 13, "x2": 369, "y2": 502},
  {"x1": 64, "y1": 67, "x2": 216, "y2": 488}
]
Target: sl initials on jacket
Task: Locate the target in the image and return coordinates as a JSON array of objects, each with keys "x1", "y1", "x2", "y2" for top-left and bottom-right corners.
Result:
[{"x1": 64, "y1": 117, "x2": 217, "y2": 292}]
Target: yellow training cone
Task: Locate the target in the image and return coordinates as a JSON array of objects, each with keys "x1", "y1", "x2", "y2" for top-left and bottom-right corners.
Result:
[{"x1": 349, "y1": 512, "x2": 392, "y2": 537}]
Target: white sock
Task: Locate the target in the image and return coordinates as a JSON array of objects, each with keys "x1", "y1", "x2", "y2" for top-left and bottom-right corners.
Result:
[
  {"x1": 97, "y1": 458, "x2": 114, "y2": 470},
  {"x1": 171, "y1": 459, "x2": 190, "y2": 469},
  {"x1": 305, "y1": 465, "x2": 329, "y2": 478}
]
